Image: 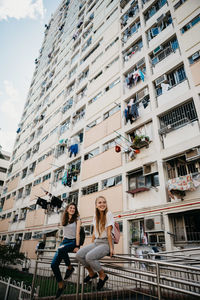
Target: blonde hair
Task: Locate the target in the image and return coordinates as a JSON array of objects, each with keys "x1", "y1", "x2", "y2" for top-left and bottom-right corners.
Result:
[{"x1": 95, "y1": 196, "x2": 108, "y2": 236}]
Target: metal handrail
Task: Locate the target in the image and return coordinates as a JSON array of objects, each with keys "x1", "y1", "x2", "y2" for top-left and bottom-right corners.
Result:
[{"x1": 31, "y1": 250, "x2": 200, "y2": 300}]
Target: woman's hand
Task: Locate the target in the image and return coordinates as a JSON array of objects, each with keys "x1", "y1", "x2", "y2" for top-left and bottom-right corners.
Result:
[
  {"x1": 73, "y1": 247, "x2": 79, "y2": 253},
  {"x1": 110, "y1": 248, "x2": 115, "y2": 258}
]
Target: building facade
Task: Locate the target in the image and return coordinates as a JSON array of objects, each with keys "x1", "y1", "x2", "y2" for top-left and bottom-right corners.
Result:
[
  {"x1": 0, "y1": 149, "x2": 10, "y2": 207},
  {"x1": 0, "y1": 0, "x2": 200, "y2": 261}
]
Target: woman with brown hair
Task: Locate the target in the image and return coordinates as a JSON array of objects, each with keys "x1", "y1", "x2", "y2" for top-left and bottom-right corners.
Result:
[
  {"x1": 76, "y1": 196, "x2": 114, "y2": 290},
  {"x1": 51, "y1": 202, "x2": 81, "y2": 299}
]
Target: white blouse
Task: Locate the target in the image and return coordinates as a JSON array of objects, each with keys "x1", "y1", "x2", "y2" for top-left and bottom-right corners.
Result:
[{"x1": 93, "y1": 211, "x2": 114, "y2": 239}]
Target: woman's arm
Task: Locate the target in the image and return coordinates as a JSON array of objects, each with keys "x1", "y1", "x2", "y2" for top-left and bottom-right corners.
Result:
[
  {"x1": 107, "y1": 225, "x2": 114, "y2": 257},
  {"x1": 73, "y1": 219, "x2": 81, "y2": 253}
]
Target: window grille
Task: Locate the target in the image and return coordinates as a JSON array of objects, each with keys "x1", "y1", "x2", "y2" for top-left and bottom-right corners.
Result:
[
  {"x1": 159, "y1": 100, "x2": 198, "y2": 131},
  {"x1": 82, "y1": 183, "x2": 98, "y2": 195}
]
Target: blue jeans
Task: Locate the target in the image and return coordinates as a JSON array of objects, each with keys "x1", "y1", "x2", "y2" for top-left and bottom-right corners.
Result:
[{"x1": 51, "y1": 238, "x2": 76, "y2": 282}]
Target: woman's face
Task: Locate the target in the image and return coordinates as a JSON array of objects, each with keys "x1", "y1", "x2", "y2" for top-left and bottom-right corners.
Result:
[
  {"x1": 96, "y1": 197, "x2": 107, "y2": 212},
  {"x1": 67, "y1": 205, "x2": 76, "y2": 216}
]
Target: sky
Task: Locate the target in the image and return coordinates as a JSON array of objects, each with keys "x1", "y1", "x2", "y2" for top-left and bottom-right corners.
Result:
[{"x1": 0, "y1": 0, "x2": 61, "y2": 154}]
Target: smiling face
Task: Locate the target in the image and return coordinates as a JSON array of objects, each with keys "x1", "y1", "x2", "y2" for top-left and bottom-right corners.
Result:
[
  {"x1": 96, "y1": 197, "x2": 107, "y2": 213},
  {"x1": 67, "y1": 204, "x2": 76, "y2": 216}
]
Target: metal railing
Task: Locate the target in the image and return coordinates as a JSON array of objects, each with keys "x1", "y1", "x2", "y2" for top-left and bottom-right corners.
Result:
[{"x1": 30, "y1": 249, "x2": 200, "y2": 300}]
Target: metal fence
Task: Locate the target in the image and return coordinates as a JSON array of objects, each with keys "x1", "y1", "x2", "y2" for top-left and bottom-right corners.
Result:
[{"x1": 30, "y1": 249, "x2": 200, "y2": 300}]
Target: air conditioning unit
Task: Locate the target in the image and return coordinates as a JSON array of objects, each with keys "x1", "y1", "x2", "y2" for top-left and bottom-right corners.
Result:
[
  {"x1": 144, "y1": 215, "x2": 163, "y2": 232},
  {"x1": 136, "y1": 58, "x2": 145, "y2": 68},
  {"x1": 137, "y1": 88, "x2": 148, "y2": 101},
  {"x1": 143, "y1": 162, "x2": 158, "y2": 176},
  {"x1": 153, "y1": 45, "x2": 163, "y2": 55},
  {"x1": 192, "y1": 51, "x2": 200, "y2": 61},
  {"x1": 155, "y1": 74, "x2": 167, "y2": 86},
  {"x1": 185, "y1": 148, "x2": 200, "y2": 161},
  {"x1": 62, "y1": 193, "x2": 67, "y2": 199}
]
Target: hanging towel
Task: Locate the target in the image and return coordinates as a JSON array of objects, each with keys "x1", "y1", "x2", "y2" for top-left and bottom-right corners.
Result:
[{"x1": 139, "y1": 69, "x2": 145, "y2": 81}]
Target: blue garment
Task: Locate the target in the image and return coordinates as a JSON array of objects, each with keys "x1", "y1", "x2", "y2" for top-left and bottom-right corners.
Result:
[
  {"x1": 131, "y1": 103, "x2": 139, "y2": 118},
  {"x1": 51, "y1": 238, "x2": 76, "y2": 282},
  {"x1": 16, "y1": 128, "x2": 21, "y2": 133},
  {"x1": 69, "y1": 144, "x2": 78, "y2": 157},
  {"x1": 139, "y1": 69, "x2": 144, "y2": 82},
  {"x1": 124, "y1": 108, "x2": 128, "y2": 122},
  {"x1": 62, "y1": 171, "x2": 68, "y2": 185}
]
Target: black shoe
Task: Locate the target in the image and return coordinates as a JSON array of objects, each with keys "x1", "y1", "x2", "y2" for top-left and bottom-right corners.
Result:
[
  {"x1": 55, "y1": 284, "x2": 66, "y2": 299},
  {"x1": 97, "y1": 275, "x2": 108, "y2": 290},
  {"x1": 84, "y1": 273, "x2": 98, "y2": 283},
  {"x1": 64, "y1": 267, "x2": 75, "y2": 280}
]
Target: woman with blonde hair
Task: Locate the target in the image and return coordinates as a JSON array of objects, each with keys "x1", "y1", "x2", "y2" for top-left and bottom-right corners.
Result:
[
  {"x1": 76, "y1": 196, "x2": 114, "y2": 290},
  {"x1": 51, "y1": 202, "x2": 81, "y2": 299}
]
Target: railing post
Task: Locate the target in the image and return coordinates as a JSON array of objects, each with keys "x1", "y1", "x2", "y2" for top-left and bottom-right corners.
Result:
[
  {"x1": 18, "y1": 280, "x2": 23, "y2": 300},
  {"x1": 81, "y1": 267, "x2": 85, "y2": 300},
  {"x1": 156, "y1": 263, "x2": 161, "y2": 300},
  {"x1": 4, "y1": 277, "x2": 11, "y2": 300},
  {"x1": 30, "y1": 258, "x2": 39, "y2": 300},
  {"x1": 76, "y1": 262, "x2": 81, "y2": 300}
]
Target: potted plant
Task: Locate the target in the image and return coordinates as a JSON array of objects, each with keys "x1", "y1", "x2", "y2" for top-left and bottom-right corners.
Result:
[{"x1": 132, "y1": 135, "x2": 150, "y2": 149}]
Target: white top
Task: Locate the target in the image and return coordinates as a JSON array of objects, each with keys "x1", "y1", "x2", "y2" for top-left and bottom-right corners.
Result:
[
  {"x1": 93, "y1": 211, "x2": 114, "y2": 239},
  {"x1": 63, "y1": 217, "x2": 80, "y2": 239}
]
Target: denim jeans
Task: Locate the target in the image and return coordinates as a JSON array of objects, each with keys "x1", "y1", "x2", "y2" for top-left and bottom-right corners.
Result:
[{"x1": 51, "y1": 238, "x2": 76, "y2": 282}]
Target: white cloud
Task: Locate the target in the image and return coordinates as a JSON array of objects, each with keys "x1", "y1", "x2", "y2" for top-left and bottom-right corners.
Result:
[
  {"x1": 0, "y1": 80, "x2": 24, "y2": 152},
  {"x1": 0, "y1": 0, "x2": 45, "y2": 21}
]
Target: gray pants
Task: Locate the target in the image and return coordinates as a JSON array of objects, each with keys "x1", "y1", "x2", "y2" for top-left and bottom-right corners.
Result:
[{"x1": 76, "y1": 239, "x2": 110, "y2": 272}]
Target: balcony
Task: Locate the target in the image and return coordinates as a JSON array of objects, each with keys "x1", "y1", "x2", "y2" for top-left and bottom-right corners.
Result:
[
  {"x1": 81, "y1": 147, "x2": 122, "y2": 180},
  {"x1": 152, "y1": 47, "x2": 181, "y2": 75},
  {"x1": 34, "y1": 155, "x2": 53, "y2": 176},
  {"x1": 85, "y1": 111, "x2": 121, "y2": 148},
  {"x1": 161, "y1": 120, "x2": 199, "y2": 149},
  {"x1": 168, "y1": 173, "x2": 200, "y2": 203},
  {"x1": 79, "y1": 185, "x2": 123, "y2": 218},
  {"x1": 149, "y1": 23, "x2": 174, "y2": 50},
  {"x1": 156, "y1": 80, "x2": 189, "y2": 107}
]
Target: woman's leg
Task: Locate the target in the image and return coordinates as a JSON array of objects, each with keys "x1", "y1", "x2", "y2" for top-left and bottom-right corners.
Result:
[
  {"x1": 58, "y1": 240, "x2": 75, "y2": 267},
  {"x1": 51, "y1": 251, "x2": 63, "y2": 284},
  {"x1": 85, "y1": 242, "x2": 110, "y2": 279},
  {"x1": 76, "y1": 243, "x2": 96, "y2": 275}
]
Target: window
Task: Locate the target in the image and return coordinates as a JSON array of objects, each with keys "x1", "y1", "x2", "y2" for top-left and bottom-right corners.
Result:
[
  {"x1": 102, "y1": 175, "x2": 122, "y2": 189},
  {"x1": 86, "y1": 117, "x2": 101, "y2": 130},
  {"x1": 54, "y1": 168, "x2": 64, "y2": 182},
  {"x1": 188, "y1": 51, "x2": 200, "y2": 65},
  {"x1": 105, "y1": 78, "x2": 120, "y2": 92},
  {"x1": 43, "y1": 173, "x2": 51, "y2": 182},
  {"x1": 82, "y1": 183, "x2": 98, "y2": 195},
  {"x1": 144, "y1": 0, "x2": 167, "y2": 21},
  {"x1": 83, "y1": 224, "x2": 94, "y2": 236},
  {"x1": 128, "y1": 170, "x2": 159, "y2": 190},
  {"x1": 159, "y1": 100, "x2": 198, "y2": 131},
  {"x1": 174, "y1": 0, "x2": 187, "y2": 9},
  {"x1": 24, "y1": 232, "x2": 32, "y2": 240},
  {"x1": 88, "y1": 91, "x2": 102, "y2": 105},
  {"x1": 33, "y1": 178, "x2": 41, "y2": 186},
  {"x1": 181, "y1": 14, "x2": 200, "y2": 34},
  {"x1": 105, "y1": 37, "x2": 119, "y2": 51},
  {"x1": 60, "y1": 119, "x2": 70, "y2": 134},
  {"x1": 84, "y1": 148, "x2": 99, "y2": 160},
  {"x1": 103, "y1": 105, "x2": 121, "y2": 120},
  {"x1": 103, "y1": 138, "x2": 120, "y2": 152},
  {"x1": 0, "y1": 167, "x2": 7, "y2": 173}
]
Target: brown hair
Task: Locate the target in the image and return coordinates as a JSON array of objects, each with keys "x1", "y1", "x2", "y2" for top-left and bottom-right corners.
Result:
[
  {"x1": 95, "y1": 196, "x2": 108, "y2": 236},
  {"x1": 62, "y1": 202, "x2": 79, "y2": 226}
]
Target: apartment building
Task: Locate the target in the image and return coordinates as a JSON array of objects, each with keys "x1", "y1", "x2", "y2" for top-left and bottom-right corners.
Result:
[{"x1": 0, "y1": 0, "x2": 200, "y2": 261}]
